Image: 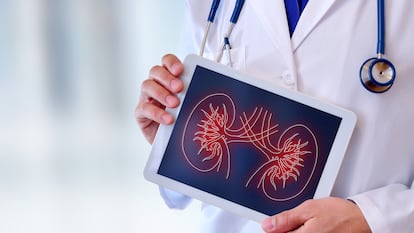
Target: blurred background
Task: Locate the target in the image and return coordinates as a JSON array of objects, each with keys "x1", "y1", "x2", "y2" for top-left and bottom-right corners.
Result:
[{"x1": 0, "y1": 0, "x2": 200, "y2": 232}]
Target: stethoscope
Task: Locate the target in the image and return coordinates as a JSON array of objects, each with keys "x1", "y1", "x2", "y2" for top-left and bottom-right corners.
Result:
[
  {"x1": 360, "y1": 0, "x2": 396, "y2": 93},
  {"x1": 201, "y1": 0, "x2": 396, "y2": 93}
]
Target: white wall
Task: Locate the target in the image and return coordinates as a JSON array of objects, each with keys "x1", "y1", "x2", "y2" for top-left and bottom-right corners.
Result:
[{"x1": 0, "y1": 1, "x2": 200, "y2": 232}]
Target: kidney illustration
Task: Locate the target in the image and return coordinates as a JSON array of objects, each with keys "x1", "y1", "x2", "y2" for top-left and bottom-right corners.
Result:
[{"x1": 181, "y1": 93, "x2": 318, "y2": 201}]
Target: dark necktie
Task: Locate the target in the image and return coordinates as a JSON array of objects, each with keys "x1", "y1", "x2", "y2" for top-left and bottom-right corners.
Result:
[{"x1": 284, "y1": 0, "x2": 309, "y2": 36}]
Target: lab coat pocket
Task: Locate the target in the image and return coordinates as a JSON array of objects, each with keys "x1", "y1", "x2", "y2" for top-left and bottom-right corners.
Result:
[
  {"x1": 204, "y1": 47, "x2": 246, "y2": 71},
  {"x1": 222, "y1": 47, "x2": 246, "y2": 71}
]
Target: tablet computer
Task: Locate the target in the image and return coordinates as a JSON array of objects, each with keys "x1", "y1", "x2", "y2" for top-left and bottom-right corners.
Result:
[{"x1": 144, "y1": 54, "x2": 357, "y2": 222}]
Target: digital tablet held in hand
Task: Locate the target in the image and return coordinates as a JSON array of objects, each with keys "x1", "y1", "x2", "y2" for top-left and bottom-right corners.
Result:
[{"x1": 144, "y1": 54, "x2": 357, "y2": 222}]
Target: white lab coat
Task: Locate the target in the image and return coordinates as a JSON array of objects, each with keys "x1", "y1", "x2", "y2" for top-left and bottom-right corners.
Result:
[{"x1": 160, "y1": 1, "x2": 414, "y2": 232}]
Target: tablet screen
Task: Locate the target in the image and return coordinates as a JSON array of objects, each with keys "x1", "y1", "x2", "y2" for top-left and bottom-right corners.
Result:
[{"x1": 158, "y1": 65, "x2": 341, "y2": 216}]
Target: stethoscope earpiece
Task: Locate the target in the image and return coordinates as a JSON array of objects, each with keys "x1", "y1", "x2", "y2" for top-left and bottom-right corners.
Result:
[{"x1": 360, "y1": 57, "x2": 396, "y2": 93}]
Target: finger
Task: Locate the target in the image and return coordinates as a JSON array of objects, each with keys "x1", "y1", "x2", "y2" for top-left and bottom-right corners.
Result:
[
  {"x1": 135, "y1": 102, "x2": 172, "y2": 144},
  {"x1": 135, "y1": 98, "x2": 174, "y2": 126},
  {"x1": 262, "y1": 200, "x2": 314, "y2": 233},
  {"x1": 161, "y1": 54, "x2": 184, "y2": 77},
  {"x1": 286, "y1": 224, "x2": 307, "y2": 233},
  {"x1": 149, "y1": 64, "x2": 184, "y2": 94},
  {"x1": 140, "y1": 78, "x2": 180, "y2": 109},
  {"x1": 147, "y1": 54, "x2": 184, "y2": 94},
  {"x1": 136, "y1": 78, "x2": 177, "y2": 127}
]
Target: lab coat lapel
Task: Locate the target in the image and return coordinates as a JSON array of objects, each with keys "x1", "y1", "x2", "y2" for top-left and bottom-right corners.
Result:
[
  {"x1": 291, "y1": 0, "x2": 338, "y2": 51},
  {"x1": 249, "y1": 0, "x2": 293, "y2": 68}
]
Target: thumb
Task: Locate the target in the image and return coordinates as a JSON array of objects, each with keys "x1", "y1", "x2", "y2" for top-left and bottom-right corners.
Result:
[{"x1": 262, "y1": 203, "x2": 312, "y2": 233}]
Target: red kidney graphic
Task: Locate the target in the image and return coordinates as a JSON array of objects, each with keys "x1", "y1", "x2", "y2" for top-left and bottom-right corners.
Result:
[
  {"x1": 245, "y1": 124, "x2": 318, "y2": 201},
  {"x1": 181, "y1": 93, "x2": 236, "y2": 178},
  {"x1": 181, "y1": 93, "x2": 318, "y2": 201}
]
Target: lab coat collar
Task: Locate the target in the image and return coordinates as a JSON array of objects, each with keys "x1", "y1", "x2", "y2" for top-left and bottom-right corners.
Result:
[
  {"x1": 250, "y1": 0, "x2": 338, "y2": 53},
  {"x1": 292, "y1": 0, "x2": 338, "y2": 50}
]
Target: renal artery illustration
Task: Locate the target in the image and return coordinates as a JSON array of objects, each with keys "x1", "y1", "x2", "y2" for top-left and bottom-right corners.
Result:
[{"x1": 181, "y1": 93, "x2": 318, "y2": 201}]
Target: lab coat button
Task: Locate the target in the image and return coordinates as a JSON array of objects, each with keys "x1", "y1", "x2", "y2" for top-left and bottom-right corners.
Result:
[{"x1": 282, "y1": 72, "x2": 295, "y2": 85}]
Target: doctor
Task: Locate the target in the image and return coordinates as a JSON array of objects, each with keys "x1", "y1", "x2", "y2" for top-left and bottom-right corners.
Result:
[{"x1": 136, "y1": 1, "x2": 414, "y2": 232}]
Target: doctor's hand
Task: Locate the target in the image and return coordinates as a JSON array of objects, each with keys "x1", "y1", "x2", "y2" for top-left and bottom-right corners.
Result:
[
  {"x1": 261, "y1": 197, "x2": 372, "y2": 233},
  {"x1": 135, "y1": 54, "x2": 184, "y2": 143}
]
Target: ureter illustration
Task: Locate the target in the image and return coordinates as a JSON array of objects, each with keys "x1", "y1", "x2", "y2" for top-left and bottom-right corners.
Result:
[{"x1": 181, "y1": 93, "x2": 318, "y2": 201}]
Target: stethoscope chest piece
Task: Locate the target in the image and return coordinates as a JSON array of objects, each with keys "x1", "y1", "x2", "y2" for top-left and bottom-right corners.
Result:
[
  {"x1": 359, "y1": 0, "x2": 396, "y2": 94},
  {"x1": 360, "y1": 57, "x2": 396, "y2": 93}
]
